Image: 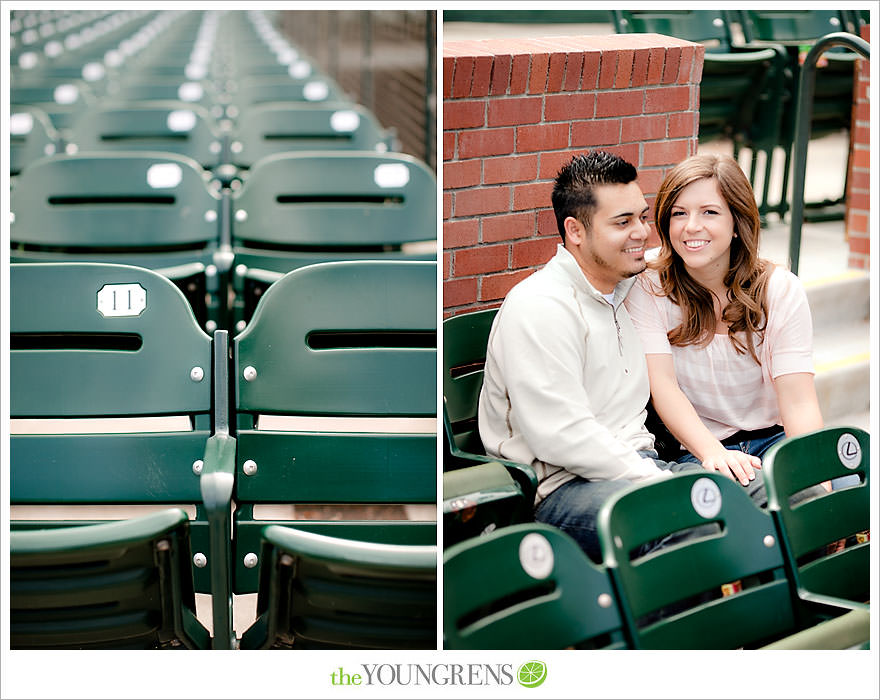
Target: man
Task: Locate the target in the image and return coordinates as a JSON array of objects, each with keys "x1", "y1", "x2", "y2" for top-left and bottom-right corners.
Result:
[{"x1": 478, "y1": 151, "x2": 682, "y2": 561}]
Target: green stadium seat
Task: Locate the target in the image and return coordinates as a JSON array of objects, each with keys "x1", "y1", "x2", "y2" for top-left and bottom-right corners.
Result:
[
  {"x1": 227, "y1": 102, "x2": 393, "y2": 170},
  {"x1": 612, "y1": 10, "x2": 789, "y2": 219},
  {"x1": 239, "y1": 526, "x2": 436, "y2": 649},
  {"x1": 442, "y1": 308, "x2": 538, "y2": 498},
  {"x1": 66, "y1": 101, "x2": 225, "y2": 169},
  {"x1": 228, "y1": 74, "x2": 343, "y2": 107},
  {"x1": 230, "y1": 150, "x2": 436, "y2": 328},
  {"x1": 739, "y1": 9, "x2": 852, "y2": 44},
  {"x1": 105, "y1": 77, "x2": 220, "y2": 108},
  {"x1": 763, "y1": 427, "x2": 870, "y2": 606},
  {"x1": 444, "y1": 523, "x2": 627, "y2": 649},
  {"x1": 737, "y1": 9, "x2": 858, "y2": 219},
  {"x1": 597, "y1": 471, "x2": 862, "y2": 649},
  {"x1": 443, "y1": 458, "x2": 528, "y2": 548},
  {"x1": 230, "y1": 260, "x2": 437, "y2": 598},
  {"x1": 10, "y1": 262, "x2": 235, "y2": 648},
  {"x1": 11, "y1": 509, "x2": 211, "y2": 649}
]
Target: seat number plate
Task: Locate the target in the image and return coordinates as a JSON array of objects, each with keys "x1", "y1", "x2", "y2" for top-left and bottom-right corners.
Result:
[{"x1": 97, "y1": 283, "x2": 147, "y2": 317}]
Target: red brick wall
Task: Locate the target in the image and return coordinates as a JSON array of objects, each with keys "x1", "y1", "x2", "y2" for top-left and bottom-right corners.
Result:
[
  {"x1": 845, "y1": 24, "x2": 870, "y2": 270},
  {"x1": 443, "y1": 34, "x2": 705, "y2": 316}
]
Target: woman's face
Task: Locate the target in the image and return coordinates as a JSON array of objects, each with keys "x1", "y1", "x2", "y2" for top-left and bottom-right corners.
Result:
[{"x1": 667, "y1": 177, "x2": 735, "y2": 281}]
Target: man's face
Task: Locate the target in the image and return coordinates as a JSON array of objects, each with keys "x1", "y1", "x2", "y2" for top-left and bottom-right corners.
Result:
[{"x1": 564, "y1": 181, "x2": 650, "y2": 294}]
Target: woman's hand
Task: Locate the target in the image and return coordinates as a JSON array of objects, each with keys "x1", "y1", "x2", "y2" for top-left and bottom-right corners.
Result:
[{"x1": 700, "y1": 449, "x2": 762, "y2": 486}]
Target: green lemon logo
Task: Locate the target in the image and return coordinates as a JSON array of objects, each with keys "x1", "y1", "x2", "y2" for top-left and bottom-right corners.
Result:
[{"x1": 517, "y1": 660, "x2": 547, "y2": 688}]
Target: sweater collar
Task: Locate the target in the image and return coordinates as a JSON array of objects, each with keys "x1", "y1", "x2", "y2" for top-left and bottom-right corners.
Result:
[{"x1": 551, "y1": 244, "x2": 638, "y2": 308}]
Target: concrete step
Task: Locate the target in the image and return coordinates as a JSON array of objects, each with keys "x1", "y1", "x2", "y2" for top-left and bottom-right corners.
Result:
[
  {"x1": 806, "y1": 271, "x2": 870, "y2": 425},
  {"x1": 805, "y1": 270, "x2": 870, "y2": 330},
  {"x1": 812, "y1": 318, "x2": 870, "y2": 370},
  {"x1": 812, "y1": 315, "x2": 870, "y2": 423},
  {"x1": 815, "y1": 357, "x2": 870, "y2": 424}
]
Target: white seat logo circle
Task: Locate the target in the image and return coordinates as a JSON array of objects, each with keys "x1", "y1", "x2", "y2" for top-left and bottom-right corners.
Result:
[
  {"x1": 837, "y1": 433, "x2": 861, "y2": 469},
  {"x1": 519, "y1": 533, "x2": 554, "y2": 580},
  {"x1": 691, "y1": 477, "x2": 722, "y2": 519}
]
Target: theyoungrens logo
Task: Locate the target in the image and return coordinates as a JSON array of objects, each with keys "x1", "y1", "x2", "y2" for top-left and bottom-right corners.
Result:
[{"x1": 329, "y1": 661, "x2": 547, "y2": 688}]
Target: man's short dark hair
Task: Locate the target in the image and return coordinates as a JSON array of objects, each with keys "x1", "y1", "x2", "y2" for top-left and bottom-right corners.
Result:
[{"x1": 551, "y1": 151, "x2": 638, "y2": 242}]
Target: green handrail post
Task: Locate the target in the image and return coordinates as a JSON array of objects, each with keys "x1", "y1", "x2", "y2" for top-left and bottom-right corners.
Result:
[
  {"x1": 788, "y1": 32, "x2": 869, "y2": 275},
  {"x1": 201, "y1": 329, "x2": 236, "y2": 649}
]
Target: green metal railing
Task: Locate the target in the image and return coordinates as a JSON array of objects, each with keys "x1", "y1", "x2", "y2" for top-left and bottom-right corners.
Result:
[{"x1": 788, "y1": 32, "x2": 870, "y2": 275}]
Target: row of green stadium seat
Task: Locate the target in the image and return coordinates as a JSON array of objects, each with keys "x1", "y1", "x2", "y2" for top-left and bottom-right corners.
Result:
[
  {"x1": 10, "y1": 149, "x2": 437, "y2": 332},
  {"x1": 611, "y1": 9, "x2": 863, "y2": 220},
  {"x1": 10, "y1": 259, "x2": 438, "y2": 650},
  {"x1": 444, "y1": 453, "x2": 869, "y2": 650},
  {"x1": 11, "y1": 10, "x2": 359, "y2": 158},
  {"x1": 11, "y1": 101, "x2": 394, "y2": 174},
  {"x1": 11, "y1": 10, "x2": 317, "y2": 87},
  {"x1": 441, "y1": 307, "x2": 870, "y2": 648}
]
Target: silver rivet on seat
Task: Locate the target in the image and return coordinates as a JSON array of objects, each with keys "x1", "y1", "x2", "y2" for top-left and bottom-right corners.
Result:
[
  {"x1": 235, "y1": 209, "x2": 247, "y2": 222},
  {"x1": 193, "y1": 552, "x2": 207, "y2": 568},
  {"x1": 204, "y1": 210, "x2": 217, "y2": 222},
  {"x1": 243, "y1": 366, "x2": 257, "y2": 381},
  {"x1": 597, "y1": 593, "x2": 613, "y2": 609},
  {"x1": 243, "y1": 552, "x2": 258, "y2": 568},
  {"x1": 243, "y1": 459, "x2": 257, "y2": 476},
  {"x1": 763, "y1": 535, "x2": 776, "y2": 548},
  {"x1": 190, "y1": 366, "x2": 205, "y2": 382},
  {"x1": 192, "y1": 460, "x2": 204, "y2": 475}
]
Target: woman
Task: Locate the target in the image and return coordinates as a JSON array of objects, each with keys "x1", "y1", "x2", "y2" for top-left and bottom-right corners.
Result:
[{"x1": 625, "y1": 154, "x2": 823, "y2": 488}]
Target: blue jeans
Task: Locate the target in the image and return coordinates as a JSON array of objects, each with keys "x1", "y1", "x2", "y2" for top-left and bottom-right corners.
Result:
[{"x1": 534, "y1": 450, "x2": 701, "y2": 563}]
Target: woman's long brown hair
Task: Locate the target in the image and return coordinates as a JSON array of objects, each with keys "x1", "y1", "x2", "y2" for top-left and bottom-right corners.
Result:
[{"x1": 650, "y1": 154, "x2": 773, "y2": 363}]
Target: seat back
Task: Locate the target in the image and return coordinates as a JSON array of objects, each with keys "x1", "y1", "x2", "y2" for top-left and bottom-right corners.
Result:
[
  {"x1": 106, "y1": 77, "x2": 218, "y2": 107},
  {"x1": 232, "y1": 260, "x2": 437, "y2": 592},
  {"x1": 612, "y1": 9, "x2": 737, "y2": 49},
  {"x1": 598, "y1": 472, "x2": 799, "y2": 649},
  {"x1": 11, "y1": 509, "x2": 209, "y2": 649},
  {"x1": 442, "y1": 308, "x2": 498, "y2": 456},
  {"x1": 444, "y1": 523, "x2": 626, "y2": 649},
  {"x1": 10, "y1": 151, "x2": 220, "y2": 253},
  {"x1": 229, "y1": 103, "x2": 391, "y2": 168},
  {"x1": 228, "y1": 74, "x2": 343, "y2": 110},
  {"x1": 66, "y1": 101, "x2": 224, "y2": 168},
  {"x1": 739, "y1": 9, "x2": 851, "y2": 43},
  {"x1": 762, "y1": 427, "x2": 870, "y2": 604},
  {"x1": 240, "y1": 526, "x2": 436, "y2": 649}
]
